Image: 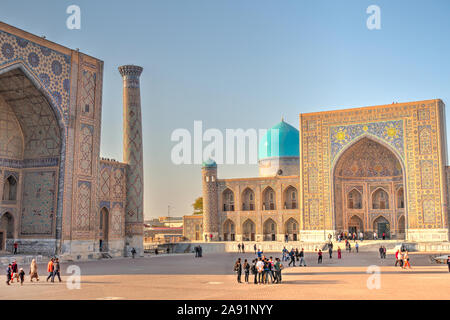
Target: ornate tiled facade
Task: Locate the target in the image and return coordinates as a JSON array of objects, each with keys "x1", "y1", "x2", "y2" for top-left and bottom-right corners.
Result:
[
  {"x1": 0, "y1": 22, "x2": 144, "y2": 258},
  {"x1": 186, "y1": 100, "x2": 450, "y2": 243}
]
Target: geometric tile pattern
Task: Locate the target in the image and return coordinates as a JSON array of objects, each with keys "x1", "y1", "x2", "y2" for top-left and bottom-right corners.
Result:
[
  {"x1": 0, "y1": 30, "x2": 71, "y2": 124},
  {"x1": 301, "y1": 100, "x2": 445, "y2": 231},
  {"x1": 76, "y1": 181, "x2": 91, "y2": 231},
  {"x1": 80, "y1": 70, "x2": 96, "y2": 119},
  {"x1": 20, "y1": 171, "x2": 56, "y2": 235},
  {"x1": 79, "y1": 124, "x2": 93, "y2": 175},
  {"x1": 330, "y1": 120, "x2": 404, "y2": 162}
]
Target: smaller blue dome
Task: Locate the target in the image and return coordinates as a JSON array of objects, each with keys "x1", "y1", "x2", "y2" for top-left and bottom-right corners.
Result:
[
  {"x1": 202, "y1": 158, "x2": 217, "y2": 168},
  {"x1": 259, "y1": 120, "x2": 299, "y2": 160}
]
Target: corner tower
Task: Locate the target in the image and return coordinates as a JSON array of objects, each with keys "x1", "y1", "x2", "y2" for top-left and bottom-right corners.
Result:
[
  {"x1": 118, "y1": 65, "x2": 144, "y2": 255},
  {"x1": 202, "y1": 159, "x2": 219, "y2": 241}
]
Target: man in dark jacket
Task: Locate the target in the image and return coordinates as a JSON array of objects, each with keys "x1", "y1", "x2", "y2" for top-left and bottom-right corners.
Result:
[
  {"x1": 234, "y1": 258, "x2": 242, "y2": 283},
  {"x1": 51, "y1": 258, "x2": 62, "y2": 282}
]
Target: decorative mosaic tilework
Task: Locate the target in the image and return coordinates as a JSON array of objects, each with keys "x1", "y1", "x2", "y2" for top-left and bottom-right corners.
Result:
[
  {"x1": 423, "y1": 199, "x2": 435, "y2": 224},
  {"x1": 330, "y1": 120, "x2": 404, "y2": 162},
  {"x1": 0, "y1": 31, "x2": 71, "y2": 124},
  {"x1": 420, "y1": 160, "x2": 433, "y2": 189},
  {"x1": 79, "y1": 124, "x2": 93, "y2": 175},
  {"x1": 80, "y1": 70, "x2": 96, "y2": 118},
  {"x1": 113, "y1": 168, "x2": 124, "y2": 199},
  {"x1": 100, "y1": 168, "x2": 110, "y2": 199},
  {"x1": 111, "y1": 202, "x2": 123, "y2": 236},
  {"x1": 419, "y1": 126, "x2": 432, "y2": 154},
  {"x1": 20, "y1": 171, "x2": 56, "y2": 235},
  {"x1": 76, "y1": 181, "x2": 91, "y2": 231}
]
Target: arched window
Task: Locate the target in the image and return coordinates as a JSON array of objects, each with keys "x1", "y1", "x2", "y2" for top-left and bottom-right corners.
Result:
[
  {"x1": 347, "y1": 189, "x2": 362, "y2": 209},
  {"x1": 397, "y1": 187, "x2": 404, "y2": 209},
  {"x1": 263, "y1": 218, "x2": 277, "y2": 241},
  {"x1": 3, "y1": 176, "x2": 17, "y2": 201},
  {"x1": 241, "y1": 188, "x2": 255, "y2": 211},
  {"x1": 222, "y1": 188, "x2": 235, "y2": 212},
  {"x1": 0, "y1": 212, "x2": 14, "y2": 239},
  {"x1": 283, "y1": 186, "x2": 298, "y2": 209},
  {"x1": 372, "y1": 188, "x2": 389, "y2": 209},
  {"x1": 262, "y1": 187, "x2": 276, "y2": 210}
]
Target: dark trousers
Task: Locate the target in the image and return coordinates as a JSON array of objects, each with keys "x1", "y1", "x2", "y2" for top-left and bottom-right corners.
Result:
[
  {"x1": 275, "y1": 271, "x2": 282, "y2": 283},
  {"x1": 237, "y1": 272, "x2": 241, "y2": 283},
  {"x1": 13, "y1": 248, "x2": 17, "y2": 254},
  {"x1": 318, "y1": 256, "x2": 322, "y2": 264},
  {"x1": 448, "y1": 264, "x2": 450, "y2": 272},
  {"x1": 265, "y1": 270, "x2": 274, "y2": 283},
  {"x1": 244, "y1": 271, "x2": 249, "y2": 282},
  {"x1": 46, "y1": 272, "x2": 53, "y2": 281},
  {"x1": 258, "y1": 272, "x2": 263, "y2": 283},
  {"x1": 289, "y1": 257, "x2": 295, "y2": 266},
  {"x1": 253, "y1": 273, "x2": 258, "y2": 284},
  {"x1": 51, "y1": 270, "x2": 61, "y2": 282}
]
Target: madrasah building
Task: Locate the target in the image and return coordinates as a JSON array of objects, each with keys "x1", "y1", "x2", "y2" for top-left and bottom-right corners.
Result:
[
  {"x1": 0, "y1": 22, "x2": 144, "y2": 258},
  {"x1": 184, "y1": 99, "x2": 450, "y2": 243}
]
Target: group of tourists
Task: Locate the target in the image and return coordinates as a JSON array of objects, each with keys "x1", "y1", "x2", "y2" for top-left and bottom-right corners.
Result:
[
  {"x1": 281, "y1": 247, "x2": 307, "y2": 266},
  {"x1": 6, "y1": 258, "x2": 45, "y2": 286},
  {"x1": 337, "y1": 232, "x2": 363, "y2": 242},
  {"x1": 237, "y1": 243, "x2": 245, "y2": 253},
  {"x1": 234, "y1": 255, "x2": 284, "y2": 284}
]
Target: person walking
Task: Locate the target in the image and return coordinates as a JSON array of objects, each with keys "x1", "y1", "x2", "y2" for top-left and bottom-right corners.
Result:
[
  {"x1": 348, "y1": 242, "x2": 351, "y2": 253},
  {"x1": 379, "y1": 246, "x2": 384, "y2": 259},
  {"x1": 295, "y1": 248, "x2": 299, "y2": 262},
  {"x1": 19, "y1": 268, "x2": 25, "y2": 286},
  {"x1": 373, "y1": 232, "x2": 377, "y2": 240},
  {"x1": 299, "y1": 248, "x2": 307, "y2": 266},
  {"x1": 237, "y1": 243, "x2": 241, "y2": 253},
  {"x1": 288, "y1": 249, "x2": 296, "y2": 267},
  {"x1": 51, "y1": 258, "x2": 62, "y2": 282},
  {"x1": 242, "y1": 243, "x2": 245, "y2": 253},
  {"x1": 328, "y1": 244, "x2": 333, "y2": 259},
  {"x1": 234, "y1": 258, "x2": 242, "y2": 283},
  {"x1": 318, "y1": 249, "x2": 323, "y2": 264},
  {"x1": 274, "y1": 258, "x2": 282, "y2": 283},
  {"x1": 46, "y1": 258, "x2": 54, "y2": 282},
  {"x1": 243, "y1": 259, "x2": 250, "y2": 283},
  {"x1": 282, "y1": 247, "x2": 287, "y2": 262},
  {"x1": 253, "y1": 244, "x2": 257, "y2": 255},
  {"x1": 359, "y1": 231, "x2": 364, "y2": 241},
  {"x1": 13, "y1": 242, "x2": 18, "y2": 255},
  {"x1": 10, "y1": 260, "x2": 18, "y2": 283},
  {"x1": 383, "y1": 246, "x2": 387, "y2": 259},
  {"x1": 6, "y1": 264, "x2": 12, "y2": 286},
  {"x1": 382, "y1": 232, "x2": 386, "y2": 240},
  {"x1": 337, "y1": 247, "x2": 342, "y2": 259},
  {"x1": 402, "y1": 251, "x2": 411, "y2": 269},
  {"x1": 355, "y1": 242, "x2": 359, "y2": 253},
  {"x1": 29, "y1": 259, "x2": 39, "y2": 282}
]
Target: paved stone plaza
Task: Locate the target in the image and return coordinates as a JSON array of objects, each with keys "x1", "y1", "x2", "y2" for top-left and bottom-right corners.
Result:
[{"x1": 0, "y1": 251, "x2": 449, "y2": 300}]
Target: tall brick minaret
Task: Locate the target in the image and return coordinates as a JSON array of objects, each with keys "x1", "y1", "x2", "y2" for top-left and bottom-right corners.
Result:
[{"x1": 118, "y1": 65, "x2": 144, "y2": 256}]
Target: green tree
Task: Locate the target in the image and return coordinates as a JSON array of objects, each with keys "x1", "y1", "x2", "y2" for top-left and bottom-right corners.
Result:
[{"x1": 192, "y1": 197, "x2": 203, "y2": 215}]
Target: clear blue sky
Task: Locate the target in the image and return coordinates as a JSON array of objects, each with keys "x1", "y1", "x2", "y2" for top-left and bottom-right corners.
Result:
[{"x1": 3, "y1": 0, "x2": 450, "y2": 219}]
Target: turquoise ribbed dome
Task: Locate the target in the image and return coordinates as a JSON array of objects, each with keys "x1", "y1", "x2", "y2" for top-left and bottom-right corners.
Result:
[
  {"x1": 202, "y1": 158, "x2": 217, "y2": 168},
  {"x1": 258, "y1": 120, "x2": 299, "y2": 160}
]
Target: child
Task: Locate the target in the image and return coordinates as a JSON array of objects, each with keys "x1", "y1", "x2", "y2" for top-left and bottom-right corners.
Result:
[{"x1": 19, "y1": 268, "x2": 25, "y2": 285}]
